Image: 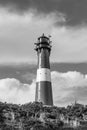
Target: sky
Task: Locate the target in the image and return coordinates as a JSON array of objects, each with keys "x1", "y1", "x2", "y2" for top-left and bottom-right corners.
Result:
[
  {"x1": 0, "y1": 0, "x2": 87, "y2": 106},
  {"x1": 0, "y1": 0, "x2": 87, "y2": 63}
]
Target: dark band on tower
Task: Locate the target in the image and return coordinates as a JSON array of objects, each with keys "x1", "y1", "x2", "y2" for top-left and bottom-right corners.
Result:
[{"x1": 35, "y1": 34, "x2": 53, "y2": 106}]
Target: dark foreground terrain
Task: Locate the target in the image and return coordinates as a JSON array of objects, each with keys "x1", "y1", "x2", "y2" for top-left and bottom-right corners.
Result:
[{"x1": 0, "y1": 101, "x2": 87, "y2": 130}]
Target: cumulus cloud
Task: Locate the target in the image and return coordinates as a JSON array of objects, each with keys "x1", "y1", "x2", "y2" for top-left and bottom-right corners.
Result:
[
  {"x1": 0, "y1": 78, "x2": 35, "y2": 104},
  {"x1": 51, "y1": 71, "x2": 87, "y2": 106},
  {"x1": 0, "y1": 71, "x2": 87, "y2": 107}
]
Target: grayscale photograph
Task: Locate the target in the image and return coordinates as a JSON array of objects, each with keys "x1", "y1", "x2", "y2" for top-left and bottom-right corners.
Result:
[{"x1": 0, "y1": 0, "x2": 86, "y2": 129}]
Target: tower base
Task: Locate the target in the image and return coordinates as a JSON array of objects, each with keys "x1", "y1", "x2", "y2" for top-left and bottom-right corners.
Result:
[{"x1": 35, "y1": 81, "x2": 53, "y2": 106}]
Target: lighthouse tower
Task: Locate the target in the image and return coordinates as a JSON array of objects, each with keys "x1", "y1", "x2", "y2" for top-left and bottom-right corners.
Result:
[{"x1": 35, "y1": 34, "x2": 53, "y2": 105}]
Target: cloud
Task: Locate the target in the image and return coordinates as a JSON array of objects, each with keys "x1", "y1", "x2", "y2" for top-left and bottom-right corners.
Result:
[
  {"x1": 0, "y1": 78, "x2": 35, "y2": 104},
  {"x1": 0, "y1": 0, "x2": 87, "y2": 26},
  {"x1": 0, "y1": 70, "x2": 87, "y2": 107},
  {"x1": 0, "y1": 10, "x2": 55, "y2": 63},
  {"x1": 51, "y1": 26, "x2": 87, "y2": 62},
  {"x1": 51, "y1": 71, "x2": 87, "y2": 106},
  {"x1": 0, "y1": 4, "x2": 87, "y2": 63}
]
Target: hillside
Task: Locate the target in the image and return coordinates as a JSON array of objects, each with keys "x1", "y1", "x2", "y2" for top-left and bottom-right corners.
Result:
[{"x1": 0, "y1": 101, "x2": 87, "y2": 129}]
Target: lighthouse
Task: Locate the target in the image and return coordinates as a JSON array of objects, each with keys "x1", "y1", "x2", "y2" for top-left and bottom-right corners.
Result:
[{"x1": 35, "y1": 34, "x2": 53, "y2": 105}]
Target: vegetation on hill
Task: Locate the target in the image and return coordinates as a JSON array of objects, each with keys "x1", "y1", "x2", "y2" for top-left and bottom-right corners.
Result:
[{"x1": 0, "y1": 101, "x2": 87, "y2": 129}]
